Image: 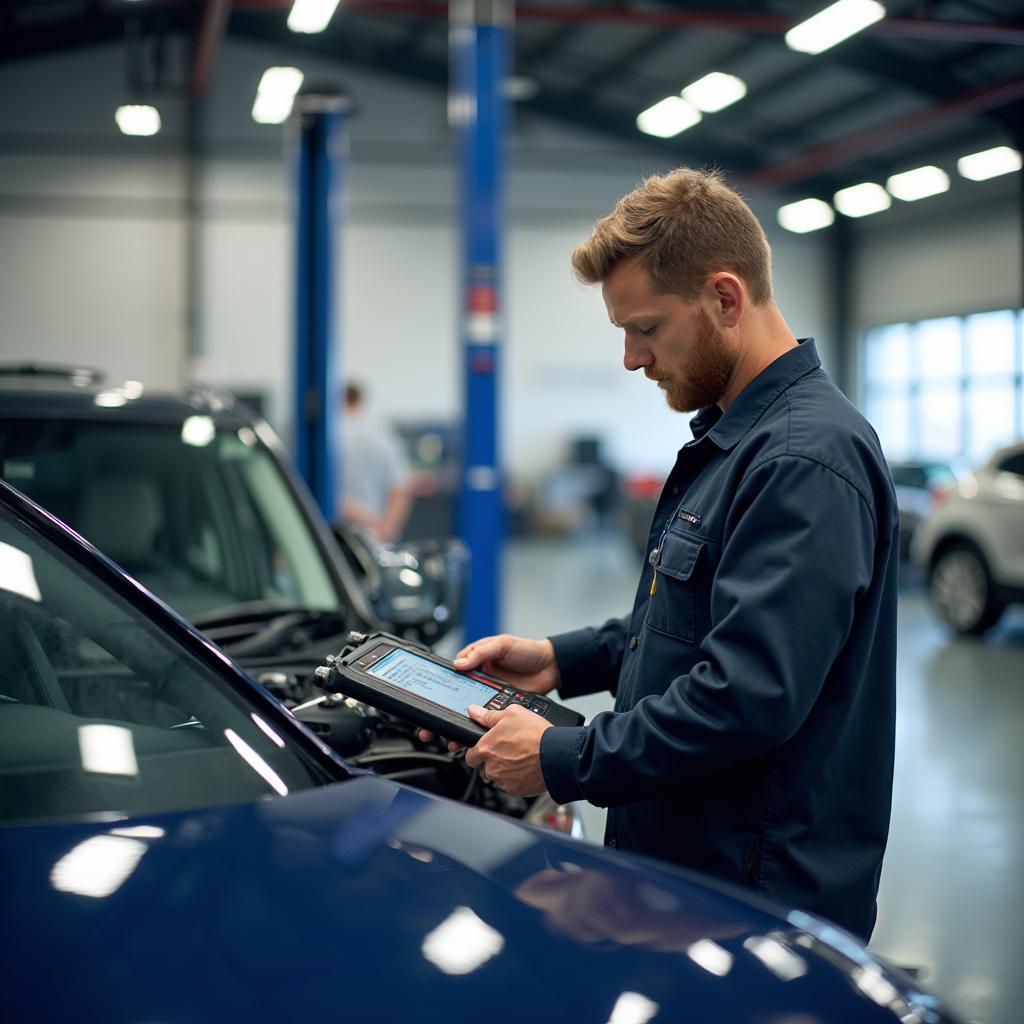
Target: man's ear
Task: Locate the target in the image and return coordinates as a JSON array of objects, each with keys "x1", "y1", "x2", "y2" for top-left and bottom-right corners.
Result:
[{"x1": 705, "y1": 272, "x2": 744, "y2": 328}]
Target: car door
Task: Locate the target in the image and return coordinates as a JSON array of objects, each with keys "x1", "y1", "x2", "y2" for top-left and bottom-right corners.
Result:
[{"x1": 986, "y1": 449, "x2": 1024, "y2": 587}]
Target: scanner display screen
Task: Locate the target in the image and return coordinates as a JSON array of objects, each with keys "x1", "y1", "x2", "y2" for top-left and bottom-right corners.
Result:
[{"x1": 365, "y1": 647, "x2": 498, "y2": 717}]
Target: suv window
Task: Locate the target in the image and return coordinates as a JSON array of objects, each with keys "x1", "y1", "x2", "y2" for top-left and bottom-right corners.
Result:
[
  {"x1": 0, "y1": 505, "x2": 335, "y2": 824},
  {"x1": 0, "y1": 418, "x2": 340, "y2": 618}
]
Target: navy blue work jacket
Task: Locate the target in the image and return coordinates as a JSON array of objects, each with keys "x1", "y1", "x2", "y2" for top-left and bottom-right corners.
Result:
[{"x1": 540, "y1": 339, "x2": 898, "y2": 941}]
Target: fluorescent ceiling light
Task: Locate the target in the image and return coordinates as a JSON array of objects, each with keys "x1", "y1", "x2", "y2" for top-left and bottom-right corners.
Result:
[
  {"x1": 181, "y1": 415, "x2": 216, "y2": 448},
  {"x1": 686, "y1": 939, "x2": 734, "y2": 977},
  {"x1": 115, "y1": 104, "x2": 161, "y2": 137},
  {"x1": 223, "y1": 729, "x2": 289, "y2": 796},
  {"x1": 79, "y1": 724, "x2": 139, "y2": 776},
  {"x1": 50, "y1": 836, "x2": 148, "y2": 899},
  {"x1": 252, "y1": 66, "x2": 304, "y2": 125},
  {"x1": 957, "y1": 145, "x2": 1022, "y2": 182},
  {"x1": 785, "y1": 0, "x2": 886, "y2": 55},
  {"x1": 636, "y1": 96, "x2": 702, "y2": 139},
  {"x1": 422, "y1": 906, "x2": 505, "y2": 975},
  {"x1": 777, "y1": 197, "x2": 835, "y2": 234},
  {"x1": 287, "y1": 0, "x2": 340, "y2": 33},
  {"x1": 0, "y1": 541, "x2": 42, "y2": 602},
  {"x1": 682, "y1": 72, "x2": 747, "y2": 113},
  {"x1": 501, "y1": 76, "x2": 539, "y2": 102},
  {"x1": 886, "y1": 165, "x2": 949, "y2": 201},
  {"x1": 833, "y1": 181, "x2": 891, "y2": 218},
  {"x1": 607, "y1": 992, "x2": 660, "y2": 1024}
]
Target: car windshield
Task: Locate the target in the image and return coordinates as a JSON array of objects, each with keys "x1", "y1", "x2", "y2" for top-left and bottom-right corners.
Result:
[
  {"x1": 0, "y1": 417, "x2": 341, "y2": 619},
  {"x1": 0, "y1": 497, "x2": 337, "y2": 824}
]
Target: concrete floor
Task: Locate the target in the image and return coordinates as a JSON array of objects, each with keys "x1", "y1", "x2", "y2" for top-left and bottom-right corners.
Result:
[{"x1": 503, "y1": 531, "x2": 1024, "y2": 1024}]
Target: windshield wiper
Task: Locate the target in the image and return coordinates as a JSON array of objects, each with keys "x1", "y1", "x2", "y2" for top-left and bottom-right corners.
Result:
[
  {"x1": 189, "y1": 601, "x2": 342, "y2": 630},
  {"x1": 189, "y1": 603, "x2": 353, "y2": 659}
]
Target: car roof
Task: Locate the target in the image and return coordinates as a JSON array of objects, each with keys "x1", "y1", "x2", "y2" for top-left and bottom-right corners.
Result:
[{"x1": 0, "y1": 365, "x2": 251, "y2": 426}]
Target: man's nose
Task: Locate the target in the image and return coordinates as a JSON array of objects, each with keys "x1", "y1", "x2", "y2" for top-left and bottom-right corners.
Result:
[{"x1": 623, "y1": 336, "x2": 653, "y2": 372}]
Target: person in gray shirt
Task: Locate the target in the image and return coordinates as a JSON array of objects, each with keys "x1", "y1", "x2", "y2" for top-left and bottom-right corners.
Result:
[{"x1": 337, "y1": 382, "x2": 412, "y2": 543}]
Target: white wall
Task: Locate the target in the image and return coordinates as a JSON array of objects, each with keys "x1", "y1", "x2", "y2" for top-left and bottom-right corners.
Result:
[
  {"x1": 852, "y1": 191, "x2": 1021, "y2": 331},
  {"x1": 0, "y1": 37, "x2": 833, "y2": 483}
]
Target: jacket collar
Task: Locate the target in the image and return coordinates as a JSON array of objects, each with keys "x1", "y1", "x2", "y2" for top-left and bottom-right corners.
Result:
[{"x1": 688, "y1": 338, "x2": 821, "y2": 451}]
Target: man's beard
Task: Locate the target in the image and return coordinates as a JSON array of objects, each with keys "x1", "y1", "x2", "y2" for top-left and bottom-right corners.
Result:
[{"x1": 660, "y1": 307, "x2": 737, "y2": 413}]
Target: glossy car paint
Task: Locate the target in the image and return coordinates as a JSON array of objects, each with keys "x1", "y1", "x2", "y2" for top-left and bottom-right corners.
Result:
[
  {"x1": 0, "y1": 482, "x2": 960, "y2": 1023},
  {"x1": 2, "y1": 777, "x2": 954, "y2": 1024}
]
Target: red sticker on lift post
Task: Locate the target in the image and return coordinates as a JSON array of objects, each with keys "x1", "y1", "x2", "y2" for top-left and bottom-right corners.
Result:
[{"x1": 467, "y1": 285, "x2": 497, "y2": 314}]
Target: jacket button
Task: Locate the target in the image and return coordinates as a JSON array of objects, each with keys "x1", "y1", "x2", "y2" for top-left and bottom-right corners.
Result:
[
  {"x1": 608, "y1": 838, "x2": 617, "y2": 848},
  {"x1": 628, "y1": 635, "x2": 639, "y2": 650}
]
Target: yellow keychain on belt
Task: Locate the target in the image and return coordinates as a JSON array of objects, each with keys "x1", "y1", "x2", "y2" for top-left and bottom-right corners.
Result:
[{"x1": 650, "y1": 571, "x2": 658, "y2": 597}]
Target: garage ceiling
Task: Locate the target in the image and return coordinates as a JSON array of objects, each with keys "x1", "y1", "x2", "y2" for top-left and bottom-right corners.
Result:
[{"x1": 2, "y1": 0, "x2": 1023, "y2": 201}]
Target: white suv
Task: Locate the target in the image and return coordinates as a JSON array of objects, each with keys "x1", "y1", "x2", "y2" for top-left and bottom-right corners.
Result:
[{"x1": 912, "y1": 442, "x2": 1024, "y2": 634}]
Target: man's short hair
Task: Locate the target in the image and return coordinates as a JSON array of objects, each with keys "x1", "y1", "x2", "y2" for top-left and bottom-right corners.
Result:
[{"x1": 571, "y1": 167, "x2": 773, "y2": 305}]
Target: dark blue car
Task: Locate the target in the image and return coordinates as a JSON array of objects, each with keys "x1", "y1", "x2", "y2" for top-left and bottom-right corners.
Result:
[{"x1": 0, "y1": 480, "x2": 960, "y2": 1023}]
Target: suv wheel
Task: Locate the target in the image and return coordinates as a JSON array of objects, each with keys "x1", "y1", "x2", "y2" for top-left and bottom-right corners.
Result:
[{"x1": 929, "y1": 543, "x2": 1005, "y2": 635}]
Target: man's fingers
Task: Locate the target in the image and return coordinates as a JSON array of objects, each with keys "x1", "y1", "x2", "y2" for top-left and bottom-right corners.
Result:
[
  {"x1": 454, "y1": 635, "x2": 508, "y2": 670},
  {"x1": 467, "y1": 704, "x2": 501, "y2": 728},
  {"x1": 418, "y1": 728, "x2": 463, "y2": 752}
]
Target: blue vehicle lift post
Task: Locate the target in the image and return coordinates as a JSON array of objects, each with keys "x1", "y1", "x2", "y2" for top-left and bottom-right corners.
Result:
[
  {"x1": 452, "y1": 0, "x2": 510, "y2": 640},
  {"x1": 292, "y1": 91, "x2": 351, "y2": 521}
]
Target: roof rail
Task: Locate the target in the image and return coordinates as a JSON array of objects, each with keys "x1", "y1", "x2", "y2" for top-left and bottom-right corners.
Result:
[
  {"x1": 0, "y1": 363, "x2": 104, "y2": 384},
  {"x1": 185, "y1": 383, "x2": 237, "y2": 413}
]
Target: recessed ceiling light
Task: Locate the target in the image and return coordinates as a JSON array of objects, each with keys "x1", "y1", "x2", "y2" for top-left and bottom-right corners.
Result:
[
  {"x1": 252, "y1": 66, "x2": 305, "y2": 125},
  {"x1": 777, "y1": 198, "x2": 835, "y2": 234},
  {"x1": 834, "y1": 182, "x2": 891, "y2": 217},
  {"x1": 886, "y1": 165, "x2": 949, "y2": 201},
  {"x1": 114, "y1": 105, "x2": 160, "y2": 137},
  {"x1": 785, "y1": 0, "x2": 886, "y2": 55},
  {"x1": 287, "y1": 0, "x2": 340, "y2": 34},
  {"x1": 636, "y1": 97, "x2": 702, "y2": 139},
  {"x1": 681, "y1": 72, "x2": 747, "y2": 113},
  {"x1": 957, "y1": 145, "x2": 1022, "y2": 182}
]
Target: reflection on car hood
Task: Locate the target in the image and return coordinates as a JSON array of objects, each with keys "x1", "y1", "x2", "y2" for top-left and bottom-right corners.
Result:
[{"x1": 1, "y1": 777, "x2": 951, "y2": 1023}]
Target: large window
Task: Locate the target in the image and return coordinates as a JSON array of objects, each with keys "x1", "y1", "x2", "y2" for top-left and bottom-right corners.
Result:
[{"x1": 862, "y1": 309, "x2": 1023, "y2": 463}]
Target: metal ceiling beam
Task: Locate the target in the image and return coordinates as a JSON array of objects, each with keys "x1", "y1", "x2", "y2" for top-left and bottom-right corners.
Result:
[
  {"x1": 520, "y1": 22, "x2": 579, "y2": 75},
  {"x1": 0, "y1": 5, "x2": 191, "y2": 62},
  {"x1": 740, "y1": 71, "x2": 1024, "y2": 190},
  {"x1": 191, "y1": 0, "x2": 232, "y2": 99},
  {"x1": 228, "y1": 1, "x2": 1024, "y2": 45},
  {"x1": 569, "y1": 28, "x2": 678, "y2": 102}
]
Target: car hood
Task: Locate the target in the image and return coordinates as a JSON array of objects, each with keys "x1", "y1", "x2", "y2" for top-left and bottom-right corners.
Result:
[{"x1": 1, "y1": 777, "x2": 947, "y2": 1023}]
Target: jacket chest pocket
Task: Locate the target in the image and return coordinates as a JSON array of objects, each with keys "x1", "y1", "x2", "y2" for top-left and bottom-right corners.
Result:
[{"x1": 645, "y1": 531, "x2": 705, "y2": 644}]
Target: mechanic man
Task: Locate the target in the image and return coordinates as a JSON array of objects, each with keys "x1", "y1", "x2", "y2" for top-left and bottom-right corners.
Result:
[
  {"x1": 454, "y1": 168, "x2": 898, "y2": 942},
  {"x1": 337, "y1": 382, "x2": 413, "y2": 543}
]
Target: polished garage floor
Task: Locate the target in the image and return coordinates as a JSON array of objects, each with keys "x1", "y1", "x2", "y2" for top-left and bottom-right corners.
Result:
[{"x1": 503, "y1": 532, "x2": 1024, "y2": 1024}]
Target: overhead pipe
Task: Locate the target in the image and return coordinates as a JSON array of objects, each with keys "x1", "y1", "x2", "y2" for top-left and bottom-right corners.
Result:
[
  {"x1": 231, "y1": 1, "x2": 1024, "y2": 45},
  {"x1": 740, "y1": 72, "x2": 1024, "y2": 191}
]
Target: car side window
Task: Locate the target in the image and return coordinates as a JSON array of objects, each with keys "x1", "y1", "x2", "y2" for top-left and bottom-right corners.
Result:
[{"x1": 996, "y1": 451, "x2": 1024, "y2": 477}]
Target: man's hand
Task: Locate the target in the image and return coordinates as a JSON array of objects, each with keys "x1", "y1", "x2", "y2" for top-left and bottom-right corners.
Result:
[
  {"x1": 463, "y1": 704, "x2": 551, "y2": 797},
  {"x1": 454, "y1": 634, "x2": 561, "y2": 695},
  {"x1": 417, "y1": 633, "x2": 561, "y2": 748}
]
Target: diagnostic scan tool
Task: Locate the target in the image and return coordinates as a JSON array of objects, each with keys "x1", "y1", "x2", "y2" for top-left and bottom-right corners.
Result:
[{"x1": 316, "y1": 631, "x2": 584, "y2": 747}]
